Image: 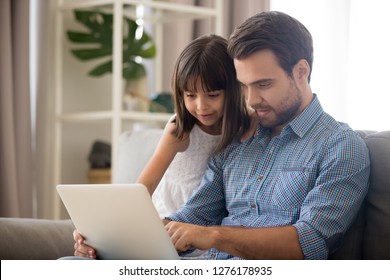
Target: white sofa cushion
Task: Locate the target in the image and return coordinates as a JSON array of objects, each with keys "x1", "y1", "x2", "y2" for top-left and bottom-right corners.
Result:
[{"x1": 113, "y1": 128, "x2": 163, "y2": 184}]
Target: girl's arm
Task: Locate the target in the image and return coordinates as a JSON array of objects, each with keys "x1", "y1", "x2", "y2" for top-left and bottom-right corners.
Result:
[{"x1": 136, "y1": 118, "x2": 189, "y2": 195}]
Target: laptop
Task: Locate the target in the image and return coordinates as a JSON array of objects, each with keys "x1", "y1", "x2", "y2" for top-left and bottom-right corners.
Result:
[{"x1": 56, "y1": 183, "x2": 180, "y2": 260}]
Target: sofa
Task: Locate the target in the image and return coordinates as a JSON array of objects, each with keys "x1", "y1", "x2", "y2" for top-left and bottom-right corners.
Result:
[{"x1": 1, "y1": 129, "x2": 389, "y2": 260}]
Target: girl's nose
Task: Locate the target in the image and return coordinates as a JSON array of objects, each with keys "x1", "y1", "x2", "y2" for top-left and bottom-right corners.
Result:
[{"x1": 196, "y1": 96, "x2": 208, "y2": 110}]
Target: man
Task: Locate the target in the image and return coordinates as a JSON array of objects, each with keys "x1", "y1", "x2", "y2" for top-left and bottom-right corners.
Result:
[
  {"x1": 74, "y1": 11, "x2": 370, "y2": 259},
  {"x1": 163, "y1": 11, "x2": 370, "y2": 260}
]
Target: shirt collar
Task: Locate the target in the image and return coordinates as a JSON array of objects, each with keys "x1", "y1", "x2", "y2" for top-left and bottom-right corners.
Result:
[
  {"x1": 288, "y1": 94, "x2": 323, "y2": 138},
  {"x1": 255, "y1": 94, "x2": 324, "y2": 138}
]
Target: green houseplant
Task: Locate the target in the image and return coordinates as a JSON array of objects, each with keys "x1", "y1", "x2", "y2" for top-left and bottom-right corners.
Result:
[{"x1": 66, "y1": 9, "x2": 157, "y2": 110}]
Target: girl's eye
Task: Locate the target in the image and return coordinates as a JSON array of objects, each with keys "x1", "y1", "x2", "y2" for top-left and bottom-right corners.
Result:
[
  {"x1": 184, "y1": 92, "x2": 195, "y2": 98},
  {"x1": 208, "y1": 90, "x2": 223, "y2": 98}
]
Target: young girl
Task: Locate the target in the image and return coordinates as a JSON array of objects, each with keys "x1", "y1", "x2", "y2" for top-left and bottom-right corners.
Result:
[{"x1": 136, "y1": 34, "x2": 251, "y2": 218}]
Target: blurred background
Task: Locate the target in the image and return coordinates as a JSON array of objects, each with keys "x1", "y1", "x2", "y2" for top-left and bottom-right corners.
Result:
[{"x1": 1, "y1": 0, "x2": 389, "y2": 219}]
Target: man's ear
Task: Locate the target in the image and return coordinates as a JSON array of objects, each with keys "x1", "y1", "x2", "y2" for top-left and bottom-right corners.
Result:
[{"x1": 293, "y1": 59, "x2": 310, "y2": 82}]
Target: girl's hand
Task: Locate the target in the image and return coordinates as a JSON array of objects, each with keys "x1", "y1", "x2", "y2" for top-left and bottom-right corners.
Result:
[{"x1": 73, "y1": 229, "x2": 97, "y2": 259}]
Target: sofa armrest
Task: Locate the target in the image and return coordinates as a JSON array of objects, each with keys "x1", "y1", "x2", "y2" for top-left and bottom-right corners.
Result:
[
  {"x1": 0, "y1": 218, "x2": 75, "y2": 260},
  {"x1": 363, "y1": 130, "x2": 390, "y2": 259}
]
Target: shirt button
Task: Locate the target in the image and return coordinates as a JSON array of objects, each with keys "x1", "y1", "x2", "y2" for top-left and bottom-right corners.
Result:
[
  {"x1": 258, "y1": 175, "x2": 263, "y2": 180},
  {"x1": 250, "y1": 203, "x2": 256, "y2": 209}
]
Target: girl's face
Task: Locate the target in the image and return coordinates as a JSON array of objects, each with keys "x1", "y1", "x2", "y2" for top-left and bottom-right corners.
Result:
[{"x1": 183, "y1": 79, "x2": 225, "y2": 135}]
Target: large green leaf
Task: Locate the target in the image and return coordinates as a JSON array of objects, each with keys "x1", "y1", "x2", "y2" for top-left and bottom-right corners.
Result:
[
  {"x1": 66, "y1": 9, "x2": 156, "y2": 79},
  {"x1": 67, "y1": 31, "x2": 100, "y2": 43},
  {"x1": 123, "y1": 61, "x2": 146, "y2": 80},
  {"x1": 123, "y1": 18, "x2": 156, "y2": 58},
  {"x1": 88, "y1": 60, "x2": 112, "y2": 76},
  {"x1": 87, "y1": 55, "x2": 146, "y2": 79},
  {"x1": 71, "y1": 48, "x2": 112, "y2": 60}
]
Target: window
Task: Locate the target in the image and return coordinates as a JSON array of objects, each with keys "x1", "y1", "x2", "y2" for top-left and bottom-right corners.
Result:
[{"x1": 271, "y1": 0, "x2": 390, "y2": 131}]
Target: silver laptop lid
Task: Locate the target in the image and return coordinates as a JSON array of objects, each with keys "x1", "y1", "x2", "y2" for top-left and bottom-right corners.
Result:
[{"x1": 57, "y1": 183, "x2": 180, "y2": 260}]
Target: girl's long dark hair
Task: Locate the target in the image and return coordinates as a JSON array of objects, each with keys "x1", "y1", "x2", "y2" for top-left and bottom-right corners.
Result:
[{"x1": 172, "y1": 34, "x2": 250, "y2": 153}]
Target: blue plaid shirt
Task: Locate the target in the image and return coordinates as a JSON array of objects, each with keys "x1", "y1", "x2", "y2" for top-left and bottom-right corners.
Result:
[{"x1": 168, "y1": 95, "x2": 370, "y2": 259}]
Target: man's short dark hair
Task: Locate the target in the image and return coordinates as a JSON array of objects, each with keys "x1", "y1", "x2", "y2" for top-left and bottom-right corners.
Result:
[{"x1": 228, "y1": 11, "x2": 313, "y2": 82}]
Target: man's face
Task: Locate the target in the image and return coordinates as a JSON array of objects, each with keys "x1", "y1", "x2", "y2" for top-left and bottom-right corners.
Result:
[{"x1": 234, "y1": 50, "x2": 309, "y2": 135}]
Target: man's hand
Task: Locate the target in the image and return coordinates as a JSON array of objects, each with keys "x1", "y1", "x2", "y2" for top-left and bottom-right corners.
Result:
[
  {"x1": 165, "y1": 221, "x2": 215, "y2": 252},
  {"x1": 73, "y1": 230, "x2": 97, "y2": 259},
  {"x1": 165, "y1": 222, "x2": 304, "y2": 259}
]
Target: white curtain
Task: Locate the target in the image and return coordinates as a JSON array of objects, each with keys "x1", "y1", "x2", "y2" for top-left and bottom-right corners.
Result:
[
  {"x1": 0, "y1": 0, "x2": 34, "y2": 217},
  {"x1": 271, "y1": 0, "x2": 390, "y2": 131},
  {"x1": 31, "y1": 0, "x2": 58, "y2": 219}
]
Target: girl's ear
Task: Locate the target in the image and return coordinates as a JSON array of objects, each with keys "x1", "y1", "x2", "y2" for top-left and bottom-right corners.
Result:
[{"x1": 293, "y1": 59, "x2": 310, "y2": 82}]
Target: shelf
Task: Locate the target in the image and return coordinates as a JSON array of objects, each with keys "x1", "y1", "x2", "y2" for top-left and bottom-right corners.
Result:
[
  {"x1": 60, "y1": 0, "x2": 114, "y2": 10},
  {"x1": 53, "y1": 0, "x2": 223, "y2": 219},
  {"x1": 121, "y1": 110, "x2": 173, "y2": 122},
  {"x1": 58, "y1": 110, "x2": 173, "y2": 123},
  {"x1": 60, "y1": 0, "x2": 218, "y2": 19}
]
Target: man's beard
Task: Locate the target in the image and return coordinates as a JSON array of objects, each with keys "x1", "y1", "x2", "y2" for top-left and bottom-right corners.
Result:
[{"x1": 255, "y1": 86, "x2": 302, "y2": 130}]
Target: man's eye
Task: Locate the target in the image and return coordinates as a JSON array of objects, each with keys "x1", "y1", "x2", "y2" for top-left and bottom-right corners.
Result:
[{"x1": 258, "y1": 82, "x2": 272, "y2": 88}]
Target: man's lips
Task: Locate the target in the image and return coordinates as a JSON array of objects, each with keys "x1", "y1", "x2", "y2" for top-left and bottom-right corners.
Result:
[{"x1": 256, "y1": 109, "x2": 271, "y2": 117}]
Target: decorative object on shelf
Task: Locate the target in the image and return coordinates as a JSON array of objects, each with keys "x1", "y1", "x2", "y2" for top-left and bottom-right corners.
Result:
[
  {"x1": 149, "y1": 92, "x2": 174, "y2": 113},
  {"x1": 88, "y1": 140, "x2": 111, "y2": 169},
  {"x1": 87, "y1": 140, "x2": 111, "y2": 184},
  {"x1": 123, "y1": 77, "x2": 149, "y2": 111},
  {"x1": 66, "y1": 9, "x2": 156, "y2": 111},
  {"x1": 87, "y1": 168, "x2": 111, "y2": 184}
]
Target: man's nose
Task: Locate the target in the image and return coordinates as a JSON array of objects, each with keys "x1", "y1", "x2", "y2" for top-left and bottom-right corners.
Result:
[{"x1": 246, "y1": 88, "x2": 257, "y2": 108}]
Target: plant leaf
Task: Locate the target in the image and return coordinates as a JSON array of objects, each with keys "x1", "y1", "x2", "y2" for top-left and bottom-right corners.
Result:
[
  {"x1": 88, "y1": 59, "x2": 146, "y2": 80},
  {"x1": 88, "y1": 60, "x2": 112, "y2": 76},
  {"x1": 137, "y1": 42, "x2": 156, "y2": 58},
  {"x1": 123, "y1": 61, "x2": 146, "y2": 80},
  {"x1": 67, "y1": 9, "x2": 156, "y2": 79},
  {"x1": 123, "y1": 18, "x2": 156, "y2": 58},
  {"x1": 74, "y1": 10, "x2": 111, "y2": 33},
  {"x1": 67, "y1": 31, "x2": 100, "y2": 43},
  {"x1": 71, "y1": 48, "x2": 112, "y2": 60}
]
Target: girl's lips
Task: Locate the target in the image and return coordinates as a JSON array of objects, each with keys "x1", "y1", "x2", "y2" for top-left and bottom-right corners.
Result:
[{"x1": 198, "y1": 113, "x2": 216, "y2": 124}]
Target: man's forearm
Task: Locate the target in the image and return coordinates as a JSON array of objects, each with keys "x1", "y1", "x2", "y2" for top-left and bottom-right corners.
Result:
[{"x1": 209, "y1": 225, "x2": 304, "y2": 259}]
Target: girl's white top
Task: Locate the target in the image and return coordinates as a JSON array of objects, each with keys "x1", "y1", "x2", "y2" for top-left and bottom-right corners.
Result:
[{"x1": 152, "y1": 124, "x2": 220, "y2": 218}]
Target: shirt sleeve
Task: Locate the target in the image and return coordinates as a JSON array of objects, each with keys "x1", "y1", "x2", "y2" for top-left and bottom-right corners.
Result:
[
  {"x1": 168, "y1": 152, "x2": 228, "y2": 225},
  {"x1": 293, "y1": 129, "x2": 370, "y2": 259}
]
